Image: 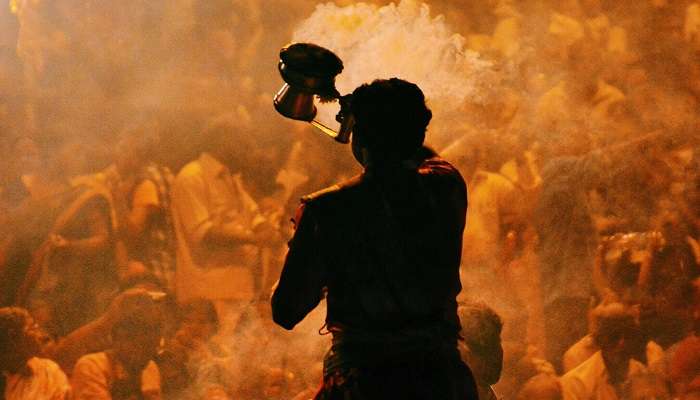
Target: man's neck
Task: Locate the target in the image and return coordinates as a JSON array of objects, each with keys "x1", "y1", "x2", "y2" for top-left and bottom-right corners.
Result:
[
  {"x1": 108, "y1": 350, "x2": 146, "y2": 379},
  {"x1": 602, "y1": 352, "x2": 629, "y2": 385}
]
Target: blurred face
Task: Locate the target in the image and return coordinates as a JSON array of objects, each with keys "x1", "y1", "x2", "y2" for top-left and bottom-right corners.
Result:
[
  {"x1": 599, "y1": 327, "x2": 636, "y2": 374},
  {"x1": 21, "y1": 316, "x2": 46, "y2": 353},
  {"x1": 113, "y1": 327, "x2": 161, "y2": 373},
  {"x1": 1, "y1": 314, "x2": 45, "y2": 373},
  {"x1": 175, "y1": 311, "x2": 217, "y2": 350}
]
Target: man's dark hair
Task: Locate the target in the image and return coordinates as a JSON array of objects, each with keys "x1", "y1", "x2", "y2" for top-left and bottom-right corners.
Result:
[
  {"x1": 178, "y1": 298, "x2": 219, "y2": 331},
  {"x1": 0, "y1": 306, "x2": 42, "y2": 384},
  {"x1": 351, "y1": 78, "x2": 432, "y2": 159},
  {"x1": 0, "y1": 308, "x2": 33, "y2": 398},
  {"x1": 111, "y1": 305, "x2": 162, "y2": 339},
  {"x1": 590, "y1": 302, "x2": 637, "y2": 350},
  {"x1": 0, "y1": 307, "x2": 31, "y2": 356},
  {"x1": 458, "y1": 302, "x2": 503, "y2": 353}
]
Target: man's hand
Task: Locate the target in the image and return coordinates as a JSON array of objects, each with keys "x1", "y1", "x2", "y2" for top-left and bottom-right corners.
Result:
[
  {"x1": 103, "y1": 288, "x2": 154, "y2": 326},
  {"x1": 49, "y1": 233, "x2": 70, "y2": 249}
]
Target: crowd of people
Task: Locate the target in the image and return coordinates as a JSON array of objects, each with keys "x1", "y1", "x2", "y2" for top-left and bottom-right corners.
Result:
[{"x1": 0, "y1": 0, "x2": 699, "y2": 399}]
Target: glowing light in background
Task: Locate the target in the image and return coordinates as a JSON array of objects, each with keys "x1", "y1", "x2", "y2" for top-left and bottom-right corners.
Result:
[{"x1": 292, "y1": 0, "x2": 498, "y2": 140}]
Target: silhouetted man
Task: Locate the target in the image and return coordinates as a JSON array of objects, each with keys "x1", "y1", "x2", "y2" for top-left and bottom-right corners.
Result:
[{"x1": 272, "y1": 78, "x2": 478, "y2": 399}]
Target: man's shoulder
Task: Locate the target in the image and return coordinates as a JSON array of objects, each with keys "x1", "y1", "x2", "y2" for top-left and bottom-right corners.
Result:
[
  {"x1": 300, "y1": 184, "x2": 343, "y2": 204},
  {"x1": 23, "y1": 358, "x2": 70, "y2": 396},
  {"x1": 562, "y1": 350, "x2": 605, "y2": 384},
  {"x1": 28, "y1": 357, "x2": 66, "y2": 377},
  {"x1": 300, "y1": 175, "x2": 364, "y2": 205},
  {"x1": 419, "y1": 156, "x2": 460, "y2": 173},
  {"x1": 174, "y1": 158, "x2": 214, "y2": 192},
  {"x1": 563, "y1": 335, "x2": 598, "y2": 371},
  {"x1": 420, "y1": 157, "x2": 465, "y2": 182},
  {"x1": 176, "y1": 159, "x2": 205, "y2": 180},
  {"x1": 419, "y1": 157, "x2": 468, "y2": 198},
  {"x1": 74, "y1": 352, "x2": 109, "y2": 371}
]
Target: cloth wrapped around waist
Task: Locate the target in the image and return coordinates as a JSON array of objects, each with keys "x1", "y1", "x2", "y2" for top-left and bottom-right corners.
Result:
[{"x1": 323, "y1": 324, "x2": 460, "y2": 377}]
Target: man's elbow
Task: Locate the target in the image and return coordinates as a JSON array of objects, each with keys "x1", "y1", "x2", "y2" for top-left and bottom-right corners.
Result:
[
  {"x1": 272, "y1": 311, "x2": 297, "y2": 330},
  {"x1": 270, "y1": 295, "x2": 299, "y2": 330}
]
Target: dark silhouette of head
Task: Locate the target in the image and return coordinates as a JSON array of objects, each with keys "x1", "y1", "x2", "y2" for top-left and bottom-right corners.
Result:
[
  {"x1": 458, "y1": 302, "x2": 504, "y2": 387},
  {"x1": 590, "y1": 302, "x2": 639, "y2": 383},
  {"x1": 0, "y1": 307, "x2": 45, "y2": 374},
  {"x1": 175, "y1": 298, "x2": 219, "y2": 348},
  {"x1": 111, "y1": 303, "x2": 163, "y2": 374},
  {"x1": 350, "y1": 78, "x2": 432, "y2": 166}
]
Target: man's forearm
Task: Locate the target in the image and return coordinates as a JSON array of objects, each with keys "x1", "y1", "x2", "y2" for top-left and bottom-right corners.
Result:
[
  {"x1": 203, "y1": 221, "x2": 256, "y2": 247},
  {"x1": 44, "y1": 315, "x2": 112, "y2": 373},
  {"x1": 66, "y1": 233, "x2": 110, "y2": 255}
]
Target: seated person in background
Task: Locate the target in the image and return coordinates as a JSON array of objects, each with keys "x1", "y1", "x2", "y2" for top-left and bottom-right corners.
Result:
[
  {"x1": 44, "y1": 280, "x2": 166, "y2": 375},
  {"x1": 561, "y1": 303, "x2": 646, "y2": 400},
  {"x1": 172, "y1": 115, "x2": 279, "y2": 335},
  {"x1": 0, "y1": 307, "x2": 70, "y2": 400},
  {"x1": 71, "y1": 301, "x2": 163, "y2": 400},
  {"x1": 109, "y1": 128, "x2": 175, "y2": 290},
  {"x1": 565, "y1": 297, "x2": 682, "y2": 376},
  {"x1": 458, "y1": 302, "x2": 504, "y2": 400}
]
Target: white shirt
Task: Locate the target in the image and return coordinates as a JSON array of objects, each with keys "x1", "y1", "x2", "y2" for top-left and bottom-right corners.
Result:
[
  {"x1": 561, "y1": 351, "x2": 645, "y2": 400},
  {"x1": 564, "y1": 335, "x2": 666, "y2": 374},
  {"x1": 3, "y1": 357, "x2": 70, "y2": 400},
  {"x1": 71, "y1": 352, "x2": 160, "y2": 400},
  {"x1": 171, "y1": 153, "x2": 262, "y2": 302},
  {"x1": 564, "y1": 335, "x2": 598, "y2": 373}
]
